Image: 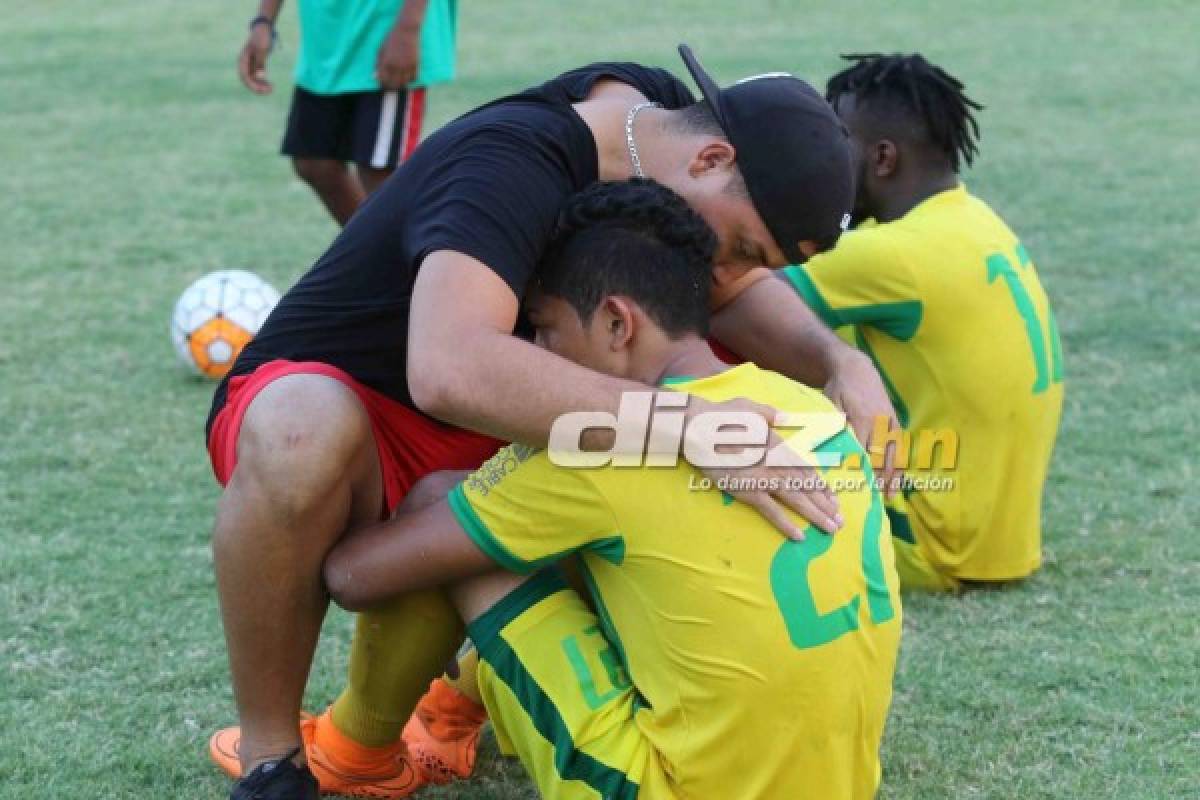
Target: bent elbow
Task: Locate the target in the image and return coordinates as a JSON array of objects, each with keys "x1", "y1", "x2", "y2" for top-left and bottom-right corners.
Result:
[
  {"x1": 323, "y1": 555, "x2": 367, "y2": 612},
  {"x1": 407, "y1": 355, "x2": 459, "y2": 420}
]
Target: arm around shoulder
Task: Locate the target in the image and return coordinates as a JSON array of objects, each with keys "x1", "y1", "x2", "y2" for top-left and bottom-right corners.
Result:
[{"x1": 406, "y1": 250, "x2": 646, "y2": 446}]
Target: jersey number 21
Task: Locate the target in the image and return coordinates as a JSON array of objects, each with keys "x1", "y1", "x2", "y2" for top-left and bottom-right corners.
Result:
[{"x1": 768, "y1": 431, "x2": 897, "y2": 651}]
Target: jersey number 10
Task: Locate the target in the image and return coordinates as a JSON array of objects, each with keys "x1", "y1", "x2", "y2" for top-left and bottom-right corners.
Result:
[{"x1": 986, "y1": 244, "x2": 1064, "y2": 394}]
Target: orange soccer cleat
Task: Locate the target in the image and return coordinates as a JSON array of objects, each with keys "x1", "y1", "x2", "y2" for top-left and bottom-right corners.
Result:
[
  {"x1": 208, "y1": 709, "x2": 425, "y2": 798},
  {"x1": 402, "y1": 679, "x2": 488, "y2": 784}
]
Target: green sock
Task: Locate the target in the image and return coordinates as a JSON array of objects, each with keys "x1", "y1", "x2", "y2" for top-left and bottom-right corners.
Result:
[{"x1": 329, "y1": 589, "x2": 463, "y2": 747}]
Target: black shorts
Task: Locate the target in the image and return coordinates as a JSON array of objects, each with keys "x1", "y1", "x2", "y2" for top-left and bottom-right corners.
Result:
[{"x1": 280, "y1": 86, "x2": 427, "y2": 169}]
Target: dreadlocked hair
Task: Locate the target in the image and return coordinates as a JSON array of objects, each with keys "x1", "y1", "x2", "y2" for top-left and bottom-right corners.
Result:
[
  {"x1": 536, "y1": 178, "x2": 716, "y2": 338},
  {"x1": 826, "y1": 53, "x2": 983, "y2": 171}
]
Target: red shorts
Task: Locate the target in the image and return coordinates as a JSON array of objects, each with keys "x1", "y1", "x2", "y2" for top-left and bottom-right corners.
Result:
[
  {"x1": 207, "y1": 359, "x2": 504, "y2": 514},
  {"x1": 707, "y1": 337, "x2": 745, "y2": 365}
]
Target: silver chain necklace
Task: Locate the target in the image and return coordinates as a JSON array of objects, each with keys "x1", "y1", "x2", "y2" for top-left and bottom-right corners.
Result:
[{"x1": 624, "y1": 101, "x2": 661, "y2": 178}]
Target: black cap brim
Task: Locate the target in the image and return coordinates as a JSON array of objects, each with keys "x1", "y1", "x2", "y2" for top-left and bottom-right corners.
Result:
[
  {"x1": 677, "y1": 43, "x2": 855, "y2": 263},
  {"x1": 678, "y1": 44, "x2": 725, "y2": 127}
]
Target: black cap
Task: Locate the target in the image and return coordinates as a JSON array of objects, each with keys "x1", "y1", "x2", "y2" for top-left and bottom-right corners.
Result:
[{"x1": 678, "y1": 44, "x2": 854, "y2": 262}]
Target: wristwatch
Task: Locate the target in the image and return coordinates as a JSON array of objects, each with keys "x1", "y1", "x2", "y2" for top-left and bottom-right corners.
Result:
[{"x1": 249, "y1": 15, "x2": 278, "y2": 48}]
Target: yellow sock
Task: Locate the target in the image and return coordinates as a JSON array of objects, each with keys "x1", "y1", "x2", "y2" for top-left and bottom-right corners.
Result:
[
  {"x1": 443, "y1": 646, "x2": 482, "y2": 705},
  {"x1": 330, "y1": 589, "x2": 464, "y2": 747}
]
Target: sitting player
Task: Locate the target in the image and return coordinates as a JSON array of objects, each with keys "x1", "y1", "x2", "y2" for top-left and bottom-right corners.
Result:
[
  {"x1": 781, "y1": 54, "x2": 1064, "y2": 590},
  {"x1": 321, "y1": 178, "x2": 903, "y2": 799}
]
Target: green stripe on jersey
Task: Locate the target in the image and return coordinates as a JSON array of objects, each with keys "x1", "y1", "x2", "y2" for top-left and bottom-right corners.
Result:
[
  {"x1": 448, "y1": 483, "x2": 531, "y2": 575},
  {"x1": 885, "y1": 506, "x2": 917, "y2": 544},
  {"x1": 478, "y1": 635, "x2": 640, "y2": 800},
  {"x1": 782, "y1": 267, "x2": 924, "y2": 341}
]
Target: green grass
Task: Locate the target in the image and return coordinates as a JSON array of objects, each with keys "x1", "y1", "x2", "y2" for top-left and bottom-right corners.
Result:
[{"x1": 1, "y1": 1, "x2": 1198, "y2": 797}]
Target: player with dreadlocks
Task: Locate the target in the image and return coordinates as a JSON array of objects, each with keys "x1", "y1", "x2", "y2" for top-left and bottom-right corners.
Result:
[
  {"x1": 826, "y1": 52, "x2": 983, "y2": 223},
  {"x1": 781, "y1": 53, "x2": 1065, "y2": 590}
]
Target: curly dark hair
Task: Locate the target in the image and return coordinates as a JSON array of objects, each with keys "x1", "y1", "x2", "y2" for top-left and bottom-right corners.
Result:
[
  {"x1": 535, "y1": 178, "x2": 716, "y2": 338},
  {"x1": 826, "y1": 53, "x2": 983, "y2": 171}
]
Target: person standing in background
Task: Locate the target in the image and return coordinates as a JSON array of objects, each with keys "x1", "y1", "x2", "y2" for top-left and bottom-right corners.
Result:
[{"x1": 236, "y1": 0, "x2": 458, "y2": 225}]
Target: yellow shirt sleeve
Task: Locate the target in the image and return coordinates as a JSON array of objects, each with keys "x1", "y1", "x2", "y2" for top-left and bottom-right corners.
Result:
[
  {"x1": 447, "y1": 444, "x2": 620, "y2": 574},
  {"x1": 781, "y1": 228, "x2": 924, "y2": 341}
]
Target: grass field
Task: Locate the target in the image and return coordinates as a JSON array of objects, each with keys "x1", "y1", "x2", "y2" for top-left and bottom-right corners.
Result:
[{"x1": 2, "y1": 1, "x2": 1198, "y2": 798}]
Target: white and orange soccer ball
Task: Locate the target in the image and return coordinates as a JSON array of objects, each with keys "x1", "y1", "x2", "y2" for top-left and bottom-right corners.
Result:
[{"x1": 171, "y1": 270, "x2": 280, "y2": 379}]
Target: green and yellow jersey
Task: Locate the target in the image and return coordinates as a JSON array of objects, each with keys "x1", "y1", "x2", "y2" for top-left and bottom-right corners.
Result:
[
  {"x1": 450, "y1": 363, "x2": 902, "y2": 800},
  {"x1": 783, "y1": 185, "x2": 1064, "y2": 582}
]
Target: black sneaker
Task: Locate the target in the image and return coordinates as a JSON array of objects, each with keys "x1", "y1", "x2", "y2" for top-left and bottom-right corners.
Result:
[{"x1": 229, "y1": 749, "x2": 319, "y2": 800}]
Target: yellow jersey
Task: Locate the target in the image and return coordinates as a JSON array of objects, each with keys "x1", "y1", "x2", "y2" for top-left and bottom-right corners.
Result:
[
  {"x1": 450, "y1": 363, "x2": 902, "y2": 799},
  {"x1": 783, "y1": 185, "x2": 1064, "y2": 580}
]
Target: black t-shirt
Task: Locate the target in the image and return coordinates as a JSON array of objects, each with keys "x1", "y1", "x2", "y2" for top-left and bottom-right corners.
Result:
[{"x1": 208, "y1": 62, "x2": 694, "y2": 436}]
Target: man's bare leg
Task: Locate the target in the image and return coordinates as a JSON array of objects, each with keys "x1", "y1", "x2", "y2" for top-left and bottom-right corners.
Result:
[
  {"x1": 212, "y1": 373, "x2": 383, "y2": 771},
  {"x1": 326, "y1": 470, "x2": 470, "y2": 747},
  {"x1": 292, "y1": 157, "x2": 367, "y2": 226}
]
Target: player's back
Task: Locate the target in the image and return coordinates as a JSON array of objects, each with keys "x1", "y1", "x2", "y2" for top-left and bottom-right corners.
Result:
[
  {"x1": 584, "y1": 364, "x2": 902, "y2": 799},
  {"x1": 887, "y1": 187, "x2": 1062, "y2": 420},
  {"x1": 788, "y1": 185, "x2": 1064, "y2": 580},
  {"x1": 857, "y1": 187, "x2": 1064, "y2": 579}
]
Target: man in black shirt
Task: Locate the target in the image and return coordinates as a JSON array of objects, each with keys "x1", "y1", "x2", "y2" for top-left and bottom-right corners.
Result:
[{"x1": 206, "y1": 47, "x2": 898, "y2": 800}]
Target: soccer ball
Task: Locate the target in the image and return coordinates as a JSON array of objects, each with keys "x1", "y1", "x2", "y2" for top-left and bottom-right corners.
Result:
[{"x1": 171, "y1": 270, "x2": 280, "y2": 379}]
